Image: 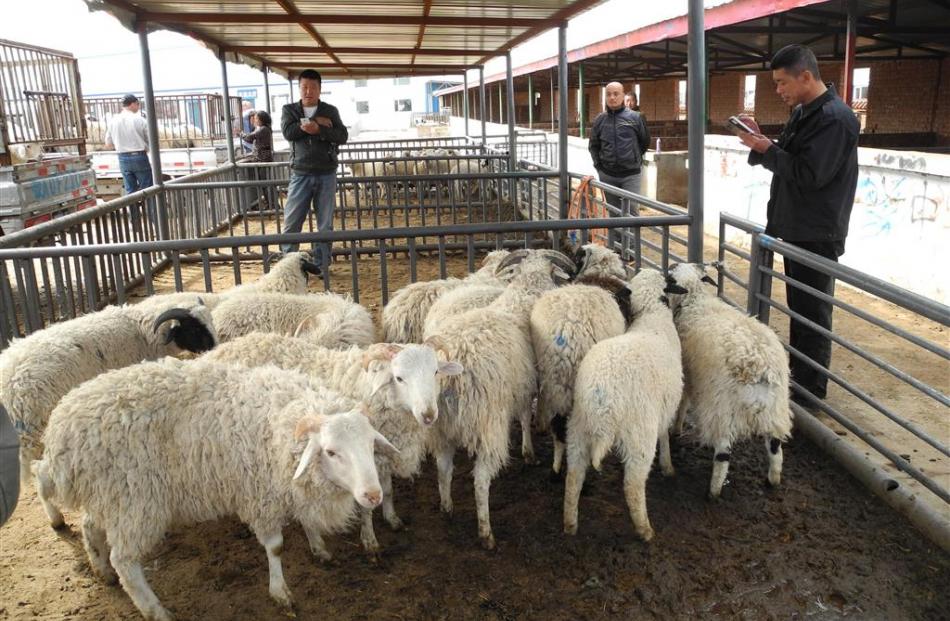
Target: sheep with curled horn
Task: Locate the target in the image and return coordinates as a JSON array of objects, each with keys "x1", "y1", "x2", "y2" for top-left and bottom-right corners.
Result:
[{"x1": 0, "y1": 297, "x2": 216, "y2": 520}]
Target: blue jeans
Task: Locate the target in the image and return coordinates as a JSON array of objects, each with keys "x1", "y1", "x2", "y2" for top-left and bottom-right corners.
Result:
[
  {"x1": 282, "y1": 171, "x2": 337, "y2": 268},
  {"x1": 118, "y1": 152, "x2": 153, "y2": 195}
]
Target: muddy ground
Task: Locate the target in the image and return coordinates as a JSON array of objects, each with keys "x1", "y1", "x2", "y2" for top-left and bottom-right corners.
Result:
[{"x1": 1, "y1": 208, "x2": 948, "y2": 620}]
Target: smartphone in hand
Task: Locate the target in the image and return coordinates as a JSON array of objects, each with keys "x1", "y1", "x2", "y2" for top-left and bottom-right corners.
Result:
[{"x1": 725, "y1": 115, "x2": 757, "y2": 135}]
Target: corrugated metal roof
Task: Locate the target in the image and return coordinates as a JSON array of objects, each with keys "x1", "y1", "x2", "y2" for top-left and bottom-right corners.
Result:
[{"x1": 84, "y1": 0, "x2": 606, "y2": 78}]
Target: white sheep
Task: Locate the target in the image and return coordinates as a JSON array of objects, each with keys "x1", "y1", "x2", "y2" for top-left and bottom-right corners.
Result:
[
  {"x1": 0, "y1": 298, "x2": 216, "y2": 498},
  {"x1": 663, "y1": 262, "x2": 793, "y2": 498},
  {"x1": 571, "y1": 243, "x2": 632, "y2": 281},
  {"x1": 424, "y1": 283, "x2": 504, "y2": 334},
  {"x1": 203, "y1": 333, "x2": 462, "y2": 553},
  {"x1": 381, "y1": 249, "x2": 510, "y2": 343},
  {"x1": 33, "y1": 357, "x2": 396, "y2": 621},
  {"x1": 530, "y1": 272, "x2": 631, "y2": 474},
  {"x1": 563, "y1": 269, "x2": 682, "y2": 541},
  {"x1": 422, "y1": 251, "x2": 572, "y2": 548},
  {"x1": 212, "y1": 291, "x2": 375, "y2": 345}
]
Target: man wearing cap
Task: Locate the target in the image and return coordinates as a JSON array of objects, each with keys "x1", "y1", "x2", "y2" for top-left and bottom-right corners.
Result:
[{"x1": 105, "y1": 94, "x2": 153, "y2": 195}]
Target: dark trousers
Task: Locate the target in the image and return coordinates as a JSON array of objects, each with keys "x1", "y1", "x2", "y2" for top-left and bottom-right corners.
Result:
[{"x1": 783, "y1": 240, "x2": 843, "y2": 399}]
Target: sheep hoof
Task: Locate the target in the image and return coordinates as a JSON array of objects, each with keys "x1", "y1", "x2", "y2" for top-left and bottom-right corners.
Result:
[
  {"x1": 50, "y1": 518, "x2": 68, "y2": 531},
  {"x1": 766, "y1": 475, "x2": 781, "y2": 488},
  {"x1": 661, "y1": 466, "x2": 676, "y2": 478},
  {"x1": 706, "y1": 491, "x2": 722, "y2": 502},
  {"x1": 144, "y1": 606, "x2": 174, "y2": 621},
  {"x1": 479, "y1": 533, "x2": 496, "y2": 550},
  {"x1": 311, "y1": 548, "x2": 333, "y2": 563},
  {"x1": 386, "y1": 515, "x2": 405, "y2": 531},
  {"x1": 638, "y1": 527, "x2": 655, "y2": 542},
  {"x1": 564, "y1": 522, "x2": 578, "y2": 536}
]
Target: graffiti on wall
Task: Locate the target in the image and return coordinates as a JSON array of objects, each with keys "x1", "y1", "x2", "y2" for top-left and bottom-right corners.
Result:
[{"x1": 853, "y1": 172, "x2": 948, "y2": 238}]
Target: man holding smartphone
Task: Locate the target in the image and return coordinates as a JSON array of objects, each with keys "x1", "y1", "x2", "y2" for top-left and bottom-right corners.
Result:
[
  {"x1": 738, "y1": 44, "x2": 860, "y2": 406},
  {"x1": 280, "y1": 69, "x2": 349, "y2": 273}
]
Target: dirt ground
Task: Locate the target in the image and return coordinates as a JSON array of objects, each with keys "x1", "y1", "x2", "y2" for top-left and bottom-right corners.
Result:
[{"x1": 1, "y1": 211, "x2": 948, "y2": 620}]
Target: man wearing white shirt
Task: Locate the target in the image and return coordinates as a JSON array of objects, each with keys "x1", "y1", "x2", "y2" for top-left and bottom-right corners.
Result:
[{"x1": 105, "y1": 94, "x2": 153, "y2": 194}]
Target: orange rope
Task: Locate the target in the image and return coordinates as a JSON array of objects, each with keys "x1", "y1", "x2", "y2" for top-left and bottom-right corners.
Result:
[{"x1": 567, "y1": 175, "x2": 608, "y2": 246}]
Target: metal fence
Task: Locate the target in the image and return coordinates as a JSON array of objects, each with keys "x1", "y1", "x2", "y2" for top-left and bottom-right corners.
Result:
[
  {"x1": 718, "y1": 213, "x2": 950, "y2": 547},
  {"x1": 83, "y1": 93, "x2": 243, "y2": 150},
  {"x1": 0, "y1": 39, "x2": 85, "y2": 155}
]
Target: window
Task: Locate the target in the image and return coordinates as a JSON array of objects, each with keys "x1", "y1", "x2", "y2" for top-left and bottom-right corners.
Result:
[
  {"x1": 394, "y1": 99, "x2": 412, "y2": 112},
  {"x1": 357, "y1": 101, "x2": 370, "y2": 114},
  {"x1": 393, "y1": 77, "x2": 410, "y2": 86},
  {"x1": 743, "y1": 74, "x2": 757, "y2": 112},
  {"x1": 355, "y1": 79, "x2": 367, "y2": 88},
  {"x1": 852, "y1": 67, "x2": 870, "y2": 101}
]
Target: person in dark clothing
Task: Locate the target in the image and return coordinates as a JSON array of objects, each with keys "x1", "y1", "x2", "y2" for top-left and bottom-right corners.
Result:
[
  {"x1": 243, "y1": 110, "x2": 273, "y2": 163},
  {"x1": 280, "y1": 69, "x2": 348, "y2": 271},
  {"x1": 739, "y1": 44, "x2": 860, "y2": 404},
  {"x1": 589, "y1": 81, "x2": 650, "y2": 250}
]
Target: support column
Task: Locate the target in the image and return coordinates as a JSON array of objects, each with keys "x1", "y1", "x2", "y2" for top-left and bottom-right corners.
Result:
[
  {"x1": 843, "y1": 0, "x2": 857, "y2": 106},
  {"x1": 577, "y1": 61, "x2": 585, "y2": 139},
  {"x1": 558, "y1": 23, "x2": 569, "y2": 219},
  {"x1": 288, "y1": 75, "x2": 294, "y2": 102},
  {"x1": 137, "y1": 21, "x2": 162, "y2": 188},
  {"x1": 498, "y1": 83, "x2": 504, "y2": 124},
  {"x1": 506, "y1": 52, "x2": 516, "y2": 174},
  {"x1": 463, "y1": 71, "x2": 470, "y2": 137},
  {"x1": 263, "y1": 65, "x2": 271, "y2": 114},
  {"x1": 220, "y1": 52, "x2": 236, "y2": 164},
  {"x1": 550, "y1": 68, "x2": 556, "y2": 132},
  {"x1": 528, "y1": 74, "x2": 534, "y2": 129},
  {"x1": 687, "y1": 0, "x2": 705, "y2": 263},
  {"x1": 479, "y1": 66, "x2": 487, "y2": 145}
]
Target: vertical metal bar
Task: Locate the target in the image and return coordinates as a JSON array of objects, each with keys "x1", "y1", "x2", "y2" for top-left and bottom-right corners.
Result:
[
  {"x1": 467, "y1": 235, "x2": 475, "y2": 273},
  {"x1": 112, "y1": 254, "x2": 126, "y2": 305},
  {"x1": 138, "y1": 21, "x2": 163, "y2": 189},
  {"x1": 172, "y1": 250, "x2": 183, "y2": 292},
  {"x1": 687, "y1": 0, "x2": 706, "y2": 262},
  {"x1": 220, "y1": 51, "x2": 236, "y2": 164},
  {"x1": 0, "y1": 263, "x2": 17, "y2": 343},
  {"x1": 528, "y1": 74, "x2": 534, "y2": 129},
  {"x1": 550, "y1": 67, "x2": 556, "y2": 133},
  {"x1": 558, "y1": 23, "x2": 569, "y2": 219},
  {"x1": 51, "y1": 257, "x2": 67, "y2": 320},
  {"x1": 82, "y1": 255, "x2": 98, "y2": 311},
  {"x1": 758, "y1": 247, "x2": 774, "y2": 324},
  {"x1": 747, "y1": 232, "x2": 763, "y2": 316},
  {"x1": 438, "y1": 235, "x2": 447, "y2": 279},
  {"x1": 577, "y1": 61, "x2": 585, "y2": 139},
  {"x1": 200, "y1": 249, "x2": 213, "y2": 292},
  {"x1": 350, "y1": 243, "x2": 359, "y2": 303},
  {"x1": 717, "y1": 219, "x2": 726, "y2": 298},
  {"x1": 843, "y1": 0, "x2": 857, "y2": 107},
  {"x1": 379, "y1": 239, "x2": 389, "y2": 306},
  {"x1": 408, "y1": 237, "x2": 418, "y2": 283},
  {"x1": 463, "y1": 71, "x2": 469, "y2": 137},
  {"x1": 263, "y1": 64, "x2": 272, "y2": 114},
  {"x1": 479, "y1": 66, "x2": 487, "y2": 146},
  {"x1": 288, "y1": 74, "x2": 294, "y2": 101},
  {"x1": 142, "y1": 252, "x2": 154, "y2": 296},
  {"x1": 506, "y1": 53, "x2": 516, "y2": 179}
]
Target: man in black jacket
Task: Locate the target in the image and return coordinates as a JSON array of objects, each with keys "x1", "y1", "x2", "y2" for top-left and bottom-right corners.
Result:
[
  {"x1": 739, "y1": 44, "x2": 859, "y2": 404},
  {"x1": 280, "y1": 69, "x2": 349, "y2": 272},
  {"x1": 588, "y1": 81, "x2": 650, "y2": 249}
]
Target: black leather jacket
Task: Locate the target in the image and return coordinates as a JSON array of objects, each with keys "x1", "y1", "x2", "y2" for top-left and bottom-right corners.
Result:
[
  {"x1": 281, "y1": 100, "x2": 349, "y2": 174},
  {"x1": 589, "y1": 106, "x2": 650, "y2": 176}
]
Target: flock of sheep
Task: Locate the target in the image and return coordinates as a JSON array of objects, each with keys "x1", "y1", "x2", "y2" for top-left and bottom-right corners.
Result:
[{"x1": 0, "y1": 246, "x2": 793, "y2": 620}]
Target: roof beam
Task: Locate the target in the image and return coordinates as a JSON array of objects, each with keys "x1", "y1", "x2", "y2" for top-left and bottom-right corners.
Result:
[
  {"x1": 274, "y1": 0, "x2": 346, "y2": 72},
  {"x1": 226, "y1": 46, "x2": 493, "y2": 56},
  {"x1": 138, "y1": 12, "x2": 549, "y2": 28},
  {"x1": 281, "y1": 62, "x2": 473, "y2": 70},
  {"x1": 411, "y1": 0, "x2": 434, "y2": 66}
]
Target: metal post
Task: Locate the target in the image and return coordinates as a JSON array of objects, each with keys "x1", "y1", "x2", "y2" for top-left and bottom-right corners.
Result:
[
  {"x1": 288, "y1": 75, "x2": 294, "y2": 101},
  {"x1": 528, "y1": 74, "x2": 534, "y2": 129},
  {"x1": 687, "y1": 0, "x2": 705, "y2": 262},
  {"x1": 506, "y1": 53, "x2": 516, "y2": 174},
  {"x1": 550, "y1": 68, "x2": 556, "y2": 133},
  {"x1": 577, "y1": 61, "x2": 585, "y2": 139},
  {"x1": 463, "y1": 71, "x2": 470, "y2": 137},
  {"x1": 843, "y1": 0, "x2": 857, "y2": 106},
  {"x1": 220, "y1": 52, "x2": 236, "y2": 164},
  {"x1": 498, "y1": 83, "x2": 504, "y2": 124},
  {"x1": 558, "y1": 23, "x2": 569, "y2": 219},
  {"x1": 263, "y1": 65, "x2": 271, "y2": 114},
  {"x1": 137, "y1": 22, "x2": 162, "y2": 189},
  {"x1": 479, "y1": 66, "x2": 487, "y2": 146}
]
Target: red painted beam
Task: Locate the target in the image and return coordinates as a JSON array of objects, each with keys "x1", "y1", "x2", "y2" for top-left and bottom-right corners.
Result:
[{"x1": 138, "y1": 12, "x2": 548, "y2": 28}]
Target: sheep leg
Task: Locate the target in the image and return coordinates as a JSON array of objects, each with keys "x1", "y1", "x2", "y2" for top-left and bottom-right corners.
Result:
[
  {"x1": 766, "y1": 436, "x2": 784, "y2": 487},
  {"x1": 673, "y1": 395, "x2": 690, "y2": 437},
  {"x1": 436, "y1": 444, "x2": 456, "y2": 514},
  {"x1": 33, "y1": 459, "x2": 65, "y2": 530},
  {"x1": 520, "y1": 406, "x2": 537, "y2": 465},
  {"x1": 110, "y1": 549, "x2": 172, "y2": 621},
  {"x1": 658, "y1": 429, "x2": 675, "y2": 477},
  {"x1": 473, "y1": 456, "x2": 495, "y2": 550},
  {"x1": 551, "y1": 413, "x2": 569, "y2": 474},
  {"x1": 81, "y1": 514, "x2": 117, "y2": 584},
  {"x1": 301, "y1": 522, "x2": 333, "y2": 561},
  {"x1": 621, "y1": 435, "x2": 657, "y2": 542},
  {"x1": 709, "y1": 440, "x2": 732, "y2": 499},
  {"x1": 257, "y1": 530, "x2": 294, "y2": 610},
  {"x1": 563, "y1": 440, "x2": 590, "y2": 536},
  {"x1": 380, "y1": 468, "x2": 404, "y2": 530},
  {"x1": 359, "y1": 507, "x2": 380, "y2": 553}
]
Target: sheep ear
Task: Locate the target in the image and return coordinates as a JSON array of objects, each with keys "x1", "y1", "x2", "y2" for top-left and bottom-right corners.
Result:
[
  {"x1": 293, "y1": 435, "x2": 322, "y2": 481},
  {"x1": 664, "y1": 282, "x2": 688, "y2": 295},
  {"x1": 370, "y1": 366, "x2": 393, "y2": 396},
  {"x1": 373, "y1": 430, "x2": 400, "y2": 460},
  {"x1": 293, "y1": 415, "x2": 325, "y2": 441},
  {"x1": 438, "y1": 361, "x2": 463, "y2": 376},
  {"x1": 701, "y1": 275, "x2": 716, "y2": 285}
]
